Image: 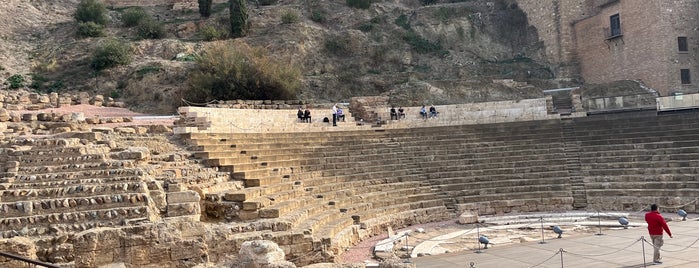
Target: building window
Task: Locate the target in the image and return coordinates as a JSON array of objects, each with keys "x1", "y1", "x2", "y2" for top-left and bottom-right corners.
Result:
[
  {"x1": 678, "y1": 37, "x2": 688, "y2": 52},
  {"x1": 681, "y1": 69, "x2": 691, "y2": 84},
  {"x1": 610, "y1": 14, "x2": 621, "y2": 37}
]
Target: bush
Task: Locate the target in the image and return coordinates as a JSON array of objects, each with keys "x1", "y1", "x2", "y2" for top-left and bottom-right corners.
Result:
[
  {"x1": 346, "y1": 0, "x2": 372, "y2": 9},
  {"x1": 187, "y1": 41, "x2": 301, "y2": 101},
  {"x1": 309, "y1": 10, "x2": 327, "y2": 23},
  {"x1": 91, "y1": 39, "x2": 132, "y2": 70},
  {"x1": 229, "y1": 0, "x2": 249, "y2": 38},
  {"x1": 258, "y1": 0, "x2": 278, "y2": 6},
  {"x1": 7, "y1": 74, "x2": 25, "y2": 89},
  {"x1": 281, "y1": 10, "x2": 299, "y2": 24},
  {"x1": 75, "y1": 0, "x2": 108, "y2": 25},
  {"x1": 403, "y1": 32, "x2": 446, "y2": 55},
  {"x1": 137, "y1": 19, "x2": 166, "y2": 39},
  {"x1": 395, "y1": 14, "x2": 410, "y2": 30},
  {"x1": 324, "y1": 35, "x2": 352, "y2": 57},
  {"x1": 200, "y1": 25, "x2": 222, "y2": 41},
  {"x1": 198, "y1": 0, "x2": 213, "y2": 17},
  {"x1": 77, "y1": 21, "x2": 105, "y2": 37},
  {"x1": 121, "y1": 7, "x2": 148, "y2": 27}
]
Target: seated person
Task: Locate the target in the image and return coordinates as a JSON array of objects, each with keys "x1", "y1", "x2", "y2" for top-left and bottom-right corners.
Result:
[
  {"x1": 429, "y1": 105, "x2": 438, "y2": 118},
  {"x1": 420, "y1": 105, "x2": 427, "y2": 119},
  {"x1": 303, "y1": 109, "x2": 311, "y2": 123},
  {"x1": 390, "y1": 107, "x2": 398, "y2": 120},
  {"x1": 398, "y1": 107, "x2": 405, "y2": 119},
  {"x1": 336, "y1": 108, "x2": 346, "y2": 122},
  {"x1": 297, "y1": 107, "x2": 304, "y2": 122}
]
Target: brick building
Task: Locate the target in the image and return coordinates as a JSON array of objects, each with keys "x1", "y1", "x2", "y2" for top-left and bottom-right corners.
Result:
[{"x1": 571, "y1": 0, "x2": 699, "y2": 96}]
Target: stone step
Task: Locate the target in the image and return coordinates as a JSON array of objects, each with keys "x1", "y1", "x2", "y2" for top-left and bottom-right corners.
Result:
[{"x1": 0, "y1": 182, "x2": 146, "y2": 202}]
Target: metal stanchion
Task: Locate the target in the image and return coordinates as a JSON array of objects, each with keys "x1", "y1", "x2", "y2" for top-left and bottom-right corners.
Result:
[
  {"x1": 596, "y1": 211, "x2": 604, "y2": 236},
  {"x1": 559, "y1": 248, "x2": 564, "y2": 268},
  {"x1": 539, "y1": 216, "x2": 547, "y2": 244},
  {"x1": 475, "y1": 223, "x2": 483, "y2": 253},
  {"x1": 641, "y1": 236, "x2": 647, "y2": 268}
]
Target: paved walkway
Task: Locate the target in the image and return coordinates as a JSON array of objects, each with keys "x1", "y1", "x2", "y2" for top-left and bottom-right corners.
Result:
[{"x1": 413, "y1": 217, "x2": 699, "y2": 268}]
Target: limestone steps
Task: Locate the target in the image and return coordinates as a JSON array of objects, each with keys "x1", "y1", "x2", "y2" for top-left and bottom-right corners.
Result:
[
  {"x1": 0, "y1": 181, "x2": 146, "y2": 202},
  {"x1": 0, "y1": 192, "x2": 150, "y2": 218},
  {"x1": 0, "y1": 205, "x2": 152, "y2": 237}
]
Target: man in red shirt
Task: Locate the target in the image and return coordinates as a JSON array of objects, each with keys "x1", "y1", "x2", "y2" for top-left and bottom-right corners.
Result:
[{"x1": 645, "y1": 204, "x2": 673, "y2": 264}]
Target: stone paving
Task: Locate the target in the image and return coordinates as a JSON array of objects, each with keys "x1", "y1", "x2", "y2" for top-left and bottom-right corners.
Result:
[{"x1": 413, "y1": 215, "x2": 699, "y2": 268}]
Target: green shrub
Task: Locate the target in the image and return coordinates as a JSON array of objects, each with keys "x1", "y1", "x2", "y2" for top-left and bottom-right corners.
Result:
[
  {"x1": 48, "y1": 80, "x2": 65, "y2": 92},
  {"x1": 309, "y1": 10, "x2": 327, "y2": 23},
  {"x1": 200, "y1": 25, "x2": 222, "y2": 41},
  {"x1": 403, "y1": 32, "x2": 445, "y2": 54},
  {"x1": 137, "y1": 19, "x2": 166, "y2": 39},
  {"x1": 121, "y1": 7, "x2": 148, "y2": 27},
  {"x1": 421, "y1": 0, "x2": 438, "y2": 5},
  {"x1": 198, "y1": 0, "x2": 213, "y2": 17},
  {"x1": 324, "y1": 35, "x2": 352, "y2": 57},
  {"x1": 110, "y1": 90, "x2": 121, "y2": 99},
  {"x1": 229, "y1": 0, "x2": 249, "y2": 38},
  {"x1": 7, "y1": 74, "x2": 25, "y2": 89},
  {"x1": 346, "y1": 0, "x2": 372, "y2": 9},
  {"x1": 30, "y1": 74, "x2": 47, "y2": 90},
  {"x1": 258, "y1": 0, "x2": 278, "y2": 5},
  {"x1": 281, "y1": 10, "x2": 299, "y2": 24},
  {"x1": 136, "y1": 65, "x2": 162, "y2": 77},
  {"x1": 77, "y1": 21, "x2": 105, "y2": 37},
  {"x1": 394, "y1": 14, "x2": 410, "y2": 30},
  {"x1": 187, "y1": 41, "x2": 301, "y2": 101},
  {"x1": 75, "y1": 0, "x2": 108, "y2": 25},
  {"x1": 91, "y1": 39, "x2": 132, "y2": 70},
  {"x1": 456, "y1": 26, "x2": 465, "y2": 39},
  {"x1": 357, "y1": 23, "x2": 374, "y2": 32}
]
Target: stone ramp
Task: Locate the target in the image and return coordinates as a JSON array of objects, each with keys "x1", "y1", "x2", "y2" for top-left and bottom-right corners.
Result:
[{"x1": 413, "y1": 213, "x2": 699, "y2": 268}]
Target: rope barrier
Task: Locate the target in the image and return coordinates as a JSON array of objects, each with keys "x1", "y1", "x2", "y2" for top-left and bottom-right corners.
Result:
[
  {"x1": 529, "y1": 250, "x2": 560, "y2": 268},
  {"x1": 642, "y1": 237, "x2": 699, "y2": 253},
  {"x1": 565, "y1": 237, "x2": 642, "y2": 257}
]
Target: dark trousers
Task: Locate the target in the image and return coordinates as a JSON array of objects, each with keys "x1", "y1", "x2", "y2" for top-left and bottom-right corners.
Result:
[{"x1": 332, "y1": 114, "x2": 337, "y2": 126}]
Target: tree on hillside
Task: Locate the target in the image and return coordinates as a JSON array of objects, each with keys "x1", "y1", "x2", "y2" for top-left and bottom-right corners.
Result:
[
  {"x1": 229, "y1": 0, "x2": 249, "y2": 38},
  {"x1": 187, "y1": 41, "x2": 300, "y2": 101},
  {"x1": 198, "y1": 0, "x2": 213, "y2": 17},
  {"x1": 75, "y1": 0, "x2": 108, "y2": 25}
]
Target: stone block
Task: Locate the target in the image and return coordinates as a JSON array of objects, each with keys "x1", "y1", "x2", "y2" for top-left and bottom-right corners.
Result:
[
  {"x1": 21, "y1": 113, "x2": 37, "y2": 121},
  {"x1": 166, "y1": 202, "x2": 201, "y2": 217},
  {"x1": 167, "y1": 191, "x2": 201, "y2": 203},
  {"x1": 118, "y1": 147, "x2": 150, "y2": 160},
  {"x1": 115, "y1": 127, "x2": 136, "y2": 134},
  {"x1": 170, "y1": 240, "x2": 207, "y2": 261}
]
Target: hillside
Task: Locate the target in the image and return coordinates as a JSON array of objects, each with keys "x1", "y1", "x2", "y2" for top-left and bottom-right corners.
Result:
[{"x1": 0, "y1": 0, "x2": 576, "y2": 114}]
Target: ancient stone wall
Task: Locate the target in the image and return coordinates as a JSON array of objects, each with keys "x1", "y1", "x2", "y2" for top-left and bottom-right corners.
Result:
[{"x1": 514, "y1": 0, "x2": 593, "y2": 80}]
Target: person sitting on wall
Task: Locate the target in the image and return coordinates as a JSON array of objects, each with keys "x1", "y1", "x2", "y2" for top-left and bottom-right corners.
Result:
[
  {"x1": 297, "y1": 107, "x2": 304, "y2": 122},
  {"x1": 390, "y1": 107, "x2": 398, "y2": 120},
  {"x1": 337, "y1": 107, "x2": 346, "y2": 122},
  {"x1": 420, "y1": 105, "x2": 427, "y2": 119},
  {"x1": 429, "y1": 105, "x2": 438, "y2": 118},
  {"x1": 304, "y1": 109, "x2": 311, "y2": 123},
  {"x1": 398, "y1": 107, "x2": 405, "y2": 119}
]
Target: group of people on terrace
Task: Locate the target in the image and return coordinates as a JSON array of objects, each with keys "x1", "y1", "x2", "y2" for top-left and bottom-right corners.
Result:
[
  {"x1": 299, "y1": 104, "x2": 440, "y2": 124},
  {"x1": 297, "y1": 105, "x2": 345, "y2": 125}
]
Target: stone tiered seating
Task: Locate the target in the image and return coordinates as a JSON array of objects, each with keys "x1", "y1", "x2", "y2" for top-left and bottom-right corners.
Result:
[
  {"x1": 186, "y1": 118, "x2": 578, "y2": 256},
  {"x1": 0, "y1": 138, "x2": 155, "y2": 238},
  {"x1": 569, "y1": 112, "x2": 699, "y2": 210}
]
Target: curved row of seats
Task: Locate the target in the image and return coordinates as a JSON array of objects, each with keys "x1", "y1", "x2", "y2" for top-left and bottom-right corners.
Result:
[{"x1": 186, "y1": 119, "x2": 576, "y2": 259}]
